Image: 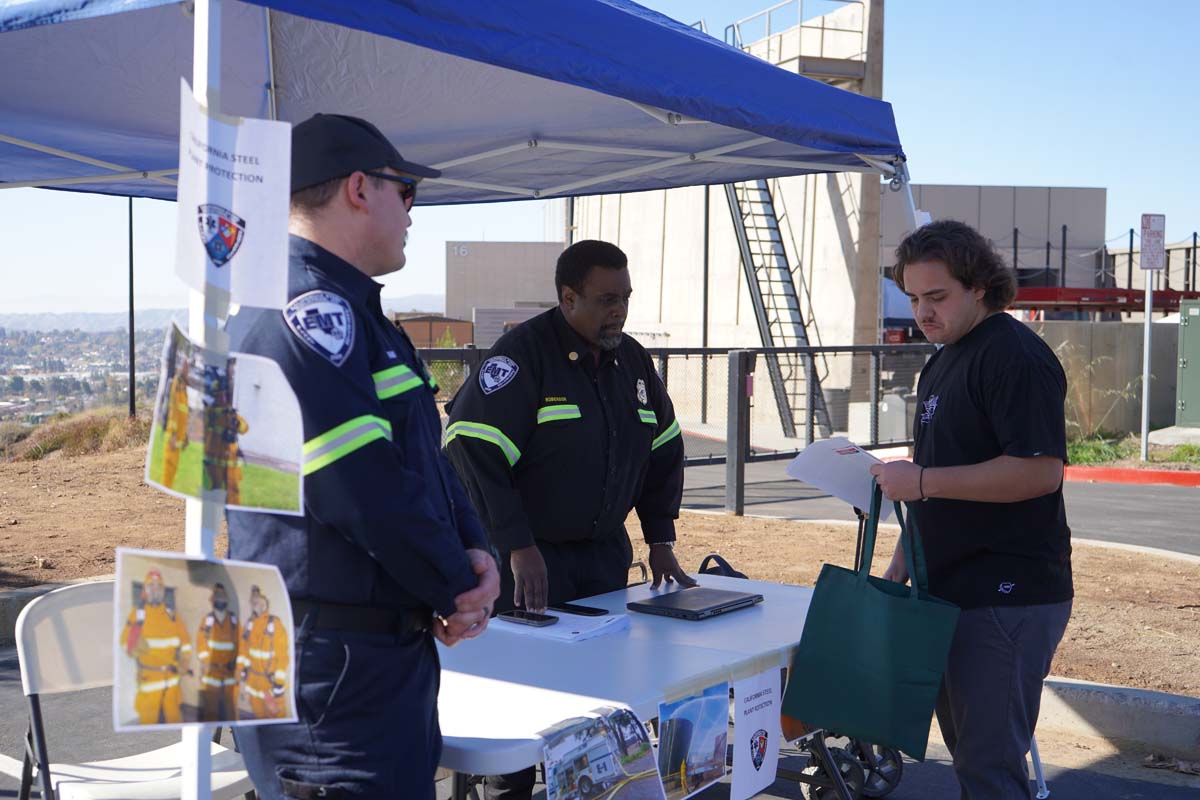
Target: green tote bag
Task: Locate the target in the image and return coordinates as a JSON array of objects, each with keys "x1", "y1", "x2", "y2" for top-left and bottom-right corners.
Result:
[{"x1": 780, "y1": 481, "x2": 960, "y2": 760}]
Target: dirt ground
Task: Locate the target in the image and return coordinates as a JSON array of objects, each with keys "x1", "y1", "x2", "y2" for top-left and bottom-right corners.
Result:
[{"x1": 2, "y1": 447, "x2": 1198, "y2": 697}]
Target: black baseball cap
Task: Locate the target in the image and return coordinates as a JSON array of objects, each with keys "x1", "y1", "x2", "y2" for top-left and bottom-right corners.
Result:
[{"x1": 291, "y1": 113, "x2": 440, "y2": 193}]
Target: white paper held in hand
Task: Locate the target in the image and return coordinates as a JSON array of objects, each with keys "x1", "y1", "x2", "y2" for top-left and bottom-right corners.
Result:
[{"x1": 785, "y1": 437, "x2": 892, "y2": 521}]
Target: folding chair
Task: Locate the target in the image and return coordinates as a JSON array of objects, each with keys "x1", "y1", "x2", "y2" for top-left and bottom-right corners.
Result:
[{"x1": 1, "y1": 580, "x2": 256, "y2": 800}]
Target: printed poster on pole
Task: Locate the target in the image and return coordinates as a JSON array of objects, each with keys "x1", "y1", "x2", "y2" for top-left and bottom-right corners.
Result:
[{"x1": 175, "y1": 79, "x2": 290, "y2": 308}]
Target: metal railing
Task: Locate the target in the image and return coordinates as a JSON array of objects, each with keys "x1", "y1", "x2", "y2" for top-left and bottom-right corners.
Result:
[
  {"x1": 420, "y1": 342, "x2": 934, "y2": 455},
  {"x1": 724, "y1": 0, "x2": 865, "y2": 62}
]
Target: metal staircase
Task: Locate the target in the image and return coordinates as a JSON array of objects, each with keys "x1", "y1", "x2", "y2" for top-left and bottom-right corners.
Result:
[{"x1": 726, "y1": 180, "x2": 833, "y2": 439}]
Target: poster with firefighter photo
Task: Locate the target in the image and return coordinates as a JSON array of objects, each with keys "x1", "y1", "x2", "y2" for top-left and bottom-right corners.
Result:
[
  {"x1": 541, "y1": 705, "x2": 666, "y2": 800},
  {"x1": 145, "y1": 323, "x2": 302, "y2": 514},
  {"x1": 657, "y1": 683, "x2": 730, "y2": 800},
  {"x1": 113, "y1": 548, "x2": 296, "y2": 731}
]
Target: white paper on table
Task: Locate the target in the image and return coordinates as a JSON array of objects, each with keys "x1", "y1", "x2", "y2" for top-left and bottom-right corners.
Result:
[
  {"x1": 730, "y1": 669, "x2": 782, "y2": 800},
  {"x1": 175, "y1": 79, "x2": 290, "y2": 309},
  {"x1": 785, "y1": 436, "x2": 892, "y2": 521},
  {"x1": 493, "y1": 612, "x2": 631, "y2": 642}
]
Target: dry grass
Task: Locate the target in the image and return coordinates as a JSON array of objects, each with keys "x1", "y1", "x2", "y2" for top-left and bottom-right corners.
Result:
[{"x1": 8, "y1": 408, "x2": 152, "y2": 461}]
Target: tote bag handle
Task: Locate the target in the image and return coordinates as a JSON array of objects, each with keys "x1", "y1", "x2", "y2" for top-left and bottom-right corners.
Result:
[{"x1": 856, "y1": 479, "x2": 928, "y2": 600}]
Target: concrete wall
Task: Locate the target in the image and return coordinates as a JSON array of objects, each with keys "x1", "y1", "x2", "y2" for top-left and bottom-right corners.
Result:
[
  {"x1": 1031, "y1": 320, "x2": 1177, "y2": 435},
  {"x1": 445, "y1": 241, "x2": 562, "y2": 321},
  {"x1": 880, "y1": 185, "x2": 1107, "y2": 287}
]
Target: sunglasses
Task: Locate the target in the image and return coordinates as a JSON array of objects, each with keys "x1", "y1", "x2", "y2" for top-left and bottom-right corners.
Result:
[{"x1": 364, "y1": 171, "x2": 418, "y2": 210}]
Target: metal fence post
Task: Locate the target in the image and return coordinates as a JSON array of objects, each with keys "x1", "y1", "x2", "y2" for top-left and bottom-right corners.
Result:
[
  {"x1": 726, "y1": 350, "x2": 755, "y2": 515},
  {"x1": 804, "y1": 355, "x2": 816, "y2": 446},
  {"x1": 869, "y1": 351, "x2": 880, "y2": 446}
]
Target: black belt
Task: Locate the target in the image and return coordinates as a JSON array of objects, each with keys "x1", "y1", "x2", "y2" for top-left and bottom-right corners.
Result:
[{"x1": 291, "y1": 599, "x2": 428, "y2": 635}]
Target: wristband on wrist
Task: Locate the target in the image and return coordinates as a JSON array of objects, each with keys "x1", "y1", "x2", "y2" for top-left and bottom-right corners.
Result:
[{"x1": 919, "y1": 466, "x2": 928, "y2": 501}]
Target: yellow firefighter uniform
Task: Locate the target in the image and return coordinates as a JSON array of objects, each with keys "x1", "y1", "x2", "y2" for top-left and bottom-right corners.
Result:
[
  {"x1": 224, "y1": 412, "x2": 249, "y2": 505},
  {"x1": 161, "y1": 370, "x2": 190, "y2": 488},
  {"x1": 196, "y1": 609, "x2": 239, "y2": 721},
  {"x1": 238, "y1": 612, "x2": 289, "y2": 719},
  {"x1": 120, "y1": 600, "x2": 192, "y2": 724}
]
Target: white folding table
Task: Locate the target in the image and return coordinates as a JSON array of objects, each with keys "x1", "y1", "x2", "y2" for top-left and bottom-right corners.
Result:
[{"x1": 436, "y1": 575, "x2": 815, "y2": 795}]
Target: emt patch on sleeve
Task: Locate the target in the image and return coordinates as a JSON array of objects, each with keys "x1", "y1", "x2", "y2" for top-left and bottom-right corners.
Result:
[
  {"x1": 479, "y1": 356, "x2": 519, "y2": 394},
  {"x1": 283, "y1": 290, "x2": 355, "y2": 367}
]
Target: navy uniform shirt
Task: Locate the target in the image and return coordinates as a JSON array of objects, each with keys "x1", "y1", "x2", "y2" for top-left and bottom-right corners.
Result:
[
  {"x1": 226, "y1": 236, "x2": 487, "y2": 618},
  {"x1": 912, "y1": 312, "x2": 1073, "y2": 609},
  {"x1": 444, "y1": 308, "x2": 684, "y2": 552}
]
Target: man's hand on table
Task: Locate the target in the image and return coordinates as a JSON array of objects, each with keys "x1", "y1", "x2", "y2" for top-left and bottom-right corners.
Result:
[
  {"x1": 510, "y1": 544, "x2": 549, "y2": 613},
  {"x1": 435, "y1": 548, "x2": 501, "y2": 647},
  {"x1": 648, "y1": 543, "x2": 698, "y2": 589}
]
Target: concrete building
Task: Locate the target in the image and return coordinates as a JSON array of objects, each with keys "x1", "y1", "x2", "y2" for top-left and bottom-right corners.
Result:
[{"x1": 444, "y1": 241, "x2": 562, "y2": 322}]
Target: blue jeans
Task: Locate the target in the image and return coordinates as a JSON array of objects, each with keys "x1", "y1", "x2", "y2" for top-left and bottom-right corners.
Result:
[
  {"x1": 935, "y1": 600, "x2": 1072, "y2": 800},
  {"x1": 235, "y1": 621, "x2": 441, "y2": 799}
]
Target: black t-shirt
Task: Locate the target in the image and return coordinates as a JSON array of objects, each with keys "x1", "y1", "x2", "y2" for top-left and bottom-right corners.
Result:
[{"x1": 912, "y1": 313, "x2": 1073, "y2": 609}]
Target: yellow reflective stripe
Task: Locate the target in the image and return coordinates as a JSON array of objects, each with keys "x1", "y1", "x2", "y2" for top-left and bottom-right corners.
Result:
[
  {"x1": 536, "y1": 404, "x2": 581, "y2": 424},
  {"x1": 144, "y1": 637, "x2": 181, "y2": 649},
  {"x1": 236, "y1": 656, "x2": 251, "y2": 666},
  {"x1": 444, "y1": 421, "x2": 521, "y2": 466},
  {"x1": 274, "y1": 670, "x2": 287, "y2": 680},
  {"x1": 651, "y1": 419, "x2": 681, "y2": 451},
  {"x1": 638, "y1": 409, "x2": 658, "y2": 425},
  {"x1": 373, "y1": 364, "x2": 424, "y2": 399},
  {"x1": 303, "y1": 415, "x2": 392, "y2": 476},
  {"x1": 426, "y1": 374, "x2": 439, "y2": 391},
  {"x1": 198, "y1": 651, "x2": 209, "y2": 660},
  {"x1": 243, "y1": 685, "x2": 267, "y2": 699},
  {"x1": 248, "y1": 648, "x2": 274, "y2": 660},
  {"x1": 209, "y1": 641, "x2": 235, "y2": 651},
  {"x1": 200, "y1": 676, "x2": 224, "y2": 688},
  {"x1": 138, "y1": 677, "x2": 181, "y2": 693}
]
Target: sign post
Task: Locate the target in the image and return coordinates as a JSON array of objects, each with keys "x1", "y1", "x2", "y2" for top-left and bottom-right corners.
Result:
[{"x1": 1140, "y1": 214, "x2": 1166, "y2": 461}]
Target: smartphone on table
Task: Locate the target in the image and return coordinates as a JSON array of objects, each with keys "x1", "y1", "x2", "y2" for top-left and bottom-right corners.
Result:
[
  {"x1": 547, "y1": 603, "x2": 608, "y2": 617},
  {"x1": 496, "y1": 609, "x2": 558, "y2": 627}
]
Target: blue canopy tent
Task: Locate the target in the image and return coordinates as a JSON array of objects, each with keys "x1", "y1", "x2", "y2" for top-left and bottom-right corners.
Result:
[
  {"x1": 0, "y1": 0, "x2": 907, "y2": 203},
  {"x1": 0, "y1": 2, "x2": 913, "y2": 798}
]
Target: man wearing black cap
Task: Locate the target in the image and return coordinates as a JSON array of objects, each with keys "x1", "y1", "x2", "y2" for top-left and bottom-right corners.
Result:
[{"x1": 226, "y1": 113, "x2": 500, "y2": 800}]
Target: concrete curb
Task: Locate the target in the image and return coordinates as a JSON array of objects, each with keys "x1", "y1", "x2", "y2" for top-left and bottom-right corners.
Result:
[
  {"x1": 0, "y1": 574, "x2": 113, "y2": 647},
  {"x1": 1039, "y1": 676, "x2": 1200, "y2": 760},
  {"x1": 1065, "y1": 465, "x2": 1200, "y2": 488}
]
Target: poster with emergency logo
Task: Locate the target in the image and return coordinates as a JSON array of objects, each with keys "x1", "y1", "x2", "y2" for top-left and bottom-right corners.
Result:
[
  {"x1": 541, "y1": 705, "x2": 666, "y2": 800},
  {"x1": 113, "y1": 548, "x2": 296, "y2": 731},
  {"x1": 145, "y1": 323, "x2": 303, "y2": 514},
  {"x1": 657, "y1": 682, "x2": 729, "y2": 800},
  {"x1": 175, "y1": 79, "x2": 289, "y2": 308},
  {"x1": 730, "y1": 669, "x2": 782, "y2": 800}
]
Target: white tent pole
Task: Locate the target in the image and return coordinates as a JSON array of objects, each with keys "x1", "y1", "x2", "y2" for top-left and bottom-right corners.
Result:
[
  {"x1": 264, "y1": 7, "x2": 278, "y2": 121},
  {"x1": 897, "y1": 161, "x2": 919, "y2": 231},
  {"x1": 707, "y1": 155, "x2": 879, "y2": 174},
  {"x1": 0, "y1": 135, "x2": 177, "y2": 187},
  {"x1": 0, "y1": 169, "x2": 177, "y2": 190},
  {"x1": 545, "y1": 135, "x2": 773, "y2": 195},
  {"x1": 183, "y1": 0, "x2": 223, "y2": 798},
  {"x1": 624, "y1": 100, "x2": 708, "y2": 126}
]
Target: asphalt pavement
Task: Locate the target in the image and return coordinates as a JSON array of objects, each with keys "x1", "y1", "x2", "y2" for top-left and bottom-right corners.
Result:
[{"x1": 682, "y1": 461, "x2": 1200, "y2": 557}]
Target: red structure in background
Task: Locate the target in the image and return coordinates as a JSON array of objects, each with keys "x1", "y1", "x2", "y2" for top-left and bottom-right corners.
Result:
[{"x1": 1013, "y1": 287, "x2": 1200, "y2": 314}]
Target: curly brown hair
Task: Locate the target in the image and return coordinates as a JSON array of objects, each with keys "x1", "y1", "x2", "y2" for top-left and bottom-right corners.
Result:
[{"x1": 892, "y1": 220, "x2": 1017, "y2": 312}]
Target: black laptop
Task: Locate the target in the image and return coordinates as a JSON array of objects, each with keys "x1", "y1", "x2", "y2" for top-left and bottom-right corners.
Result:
[{"x1": 626, "y1": 586, "x2": 764, "y2": 621}]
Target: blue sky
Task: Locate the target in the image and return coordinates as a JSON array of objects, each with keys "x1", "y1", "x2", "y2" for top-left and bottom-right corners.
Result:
[{"x1": 2, "y1": 0, "x2": 1196, "y2": 313}]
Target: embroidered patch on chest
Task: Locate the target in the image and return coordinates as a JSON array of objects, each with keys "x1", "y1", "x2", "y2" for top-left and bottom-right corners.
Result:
[
  {"x1": 283, "y1": 291, "x2": 355, "y2": 367},
  {"x1": 636, "y1": 378, "x2": 648, "y2": 405},
  {"x1": 920, "y1": 394, "x2": 939, "y2": 424},
  {"x1": 479, "y1": 356, "x2": 519, "y2": 394}
]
